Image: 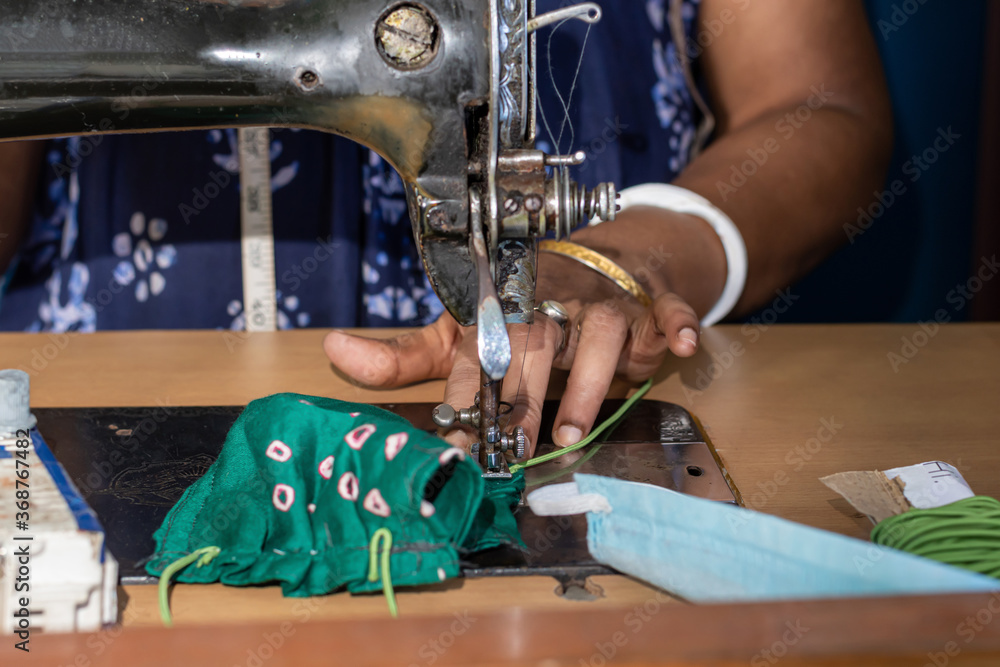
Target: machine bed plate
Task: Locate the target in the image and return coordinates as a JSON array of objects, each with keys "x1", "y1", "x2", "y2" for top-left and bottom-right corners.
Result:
[{"x1": 34, "y1": 400, "x2": 738, "y2": 584}]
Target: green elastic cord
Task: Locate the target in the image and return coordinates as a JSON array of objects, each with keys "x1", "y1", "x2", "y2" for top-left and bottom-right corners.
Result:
[
  {"x1": 368, "y1": 528, "x2": 399, "y2": 618},
  {"x1": 510, "y1": 379, "x2": 653, "y2": 474},
  {"x1": 526, "y1": 442, "x2": 604, "y2": 488},
  {"x1": 158, "y1": 546, "x2": 221, "y2": 627},
  {"x1": 871, "y1": 496, "x2": 1000, "y2": 579}
]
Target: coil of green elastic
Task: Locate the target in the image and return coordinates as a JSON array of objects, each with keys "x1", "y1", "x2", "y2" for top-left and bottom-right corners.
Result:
[{"x1": 871, "y1": 496, "x2": 1000, "y2": 579}]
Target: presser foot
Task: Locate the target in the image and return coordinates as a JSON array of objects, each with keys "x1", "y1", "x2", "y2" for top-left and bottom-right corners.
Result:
[
  {"x1": 474, "y1": 424, "x2": 526, "y2": 479},
  {"x1": 471, "y1": 442, "x2": 513, "y2": 480},
  {"x1": 433, "y1": 395, "x2": 527, "y2": 478}
]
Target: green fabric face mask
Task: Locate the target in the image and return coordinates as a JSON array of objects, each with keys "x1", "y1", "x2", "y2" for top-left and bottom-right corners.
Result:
[{"x1": 146, "y1": 393, "x2": 524, "y2": 597}]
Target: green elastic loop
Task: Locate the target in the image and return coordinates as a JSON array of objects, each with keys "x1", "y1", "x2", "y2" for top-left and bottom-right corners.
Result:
[
  {"x1": 368, "y1": 528, "x2": 398, "y2": 618},
  {"x1": 158, "y1": 546, "x2": 221, "y2": 627},
  {"x1": 871, "y1": 496, "x2": 1000, "y2": 580},
  {"x1": 510, "y1": 378, "x2": 653, "y2": 474}
]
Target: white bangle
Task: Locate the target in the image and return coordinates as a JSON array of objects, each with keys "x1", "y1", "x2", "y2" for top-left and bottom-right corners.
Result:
[{"x1": 595, "y1": 183, "x2": 747, "y2": 327}]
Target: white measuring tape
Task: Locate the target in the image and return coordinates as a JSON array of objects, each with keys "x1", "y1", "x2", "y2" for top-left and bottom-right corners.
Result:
[{"x1": 238, "y1": 127, "x2": 278, "y2": 332}]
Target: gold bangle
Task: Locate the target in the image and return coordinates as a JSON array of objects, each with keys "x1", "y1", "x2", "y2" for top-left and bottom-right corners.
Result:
[{"x1": 538, "y1": 240, "x2": 653, "y2": 308}]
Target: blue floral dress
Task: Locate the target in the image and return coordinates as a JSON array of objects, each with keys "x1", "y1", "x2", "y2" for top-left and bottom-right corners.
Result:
[{"x1": 0, "y1": 0, "x2": 703, "y2": 332}]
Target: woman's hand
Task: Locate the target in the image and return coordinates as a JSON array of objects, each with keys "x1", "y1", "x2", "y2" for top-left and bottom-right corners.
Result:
[{"x1": 324, "y1": 208, "x2": 727, "y2": 455}]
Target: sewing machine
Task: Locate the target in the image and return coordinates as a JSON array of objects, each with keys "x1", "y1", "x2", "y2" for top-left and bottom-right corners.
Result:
[
  {"x1": 0, "y1": 0, "x2": 734, "y2": 637},
  {"x1": 0, "y1": 0, "x2": 619, "y2": 477}
]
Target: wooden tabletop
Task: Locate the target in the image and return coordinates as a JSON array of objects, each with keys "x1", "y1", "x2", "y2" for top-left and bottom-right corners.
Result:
[{"x1": 3, "y1": 324, "x2": 1000, "y2": 665}]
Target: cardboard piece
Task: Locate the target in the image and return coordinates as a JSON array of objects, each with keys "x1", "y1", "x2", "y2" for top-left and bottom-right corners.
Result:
[
  {"x1": 821, "y1": 470, "x2": 911, "y2": 523},
  {"x1": 822, "y1": 461, "x2": 976, "y2": 523}
]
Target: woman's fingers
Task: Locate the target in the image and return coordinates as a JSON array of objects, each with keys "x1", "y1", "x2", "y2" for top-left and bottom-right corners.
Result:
[
  {"x1": 619, "y1": 293, "x2": 700, "y2": 379},
  {"x1": 438, "y1": 330, "x2": 485, "y2": 449},
  {"x1": 439, "y1": 315, "x2": 563, "y2": 456},
  {"x1": 551, "y1": 302, "x2": 630, "y2": 447},
  {"x1": 323, "y1": 316, "x2": 462, "y2": 388},
  {"x1": 553, "y1": 293, "x2": 701, "y2": 446},
  {"x1": 327, "y1": 289, "x2": 702, "y2": 461},
  {"x1": 499, "y1": 315, "x2": 563, "y2": 457}
]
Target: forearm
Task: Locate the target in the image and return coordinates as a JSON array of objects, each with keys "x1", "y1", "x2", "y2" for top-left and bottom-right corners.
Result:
[
  {"x1": 679, "y1": 0, "x2": 893, "y2": 316},
  {"x1": 566, "y1": 0, "x2": 892, "y2": 320},
  {"x1": 674, "y1": 104, "x2": 892, "y2": 315},
  {"x1": 0, "y1": 141, "x2": 44, "y2": 275},
  {"x1": 570, "y1": 105, "x2": 890, "y2": 320}
]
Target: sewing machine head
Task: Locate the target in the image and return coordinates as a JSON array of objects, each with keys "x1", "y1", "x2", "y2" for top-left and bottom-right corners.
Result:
[{"x1": 0, "y1": 0, "x2": 617, "y2": 476}]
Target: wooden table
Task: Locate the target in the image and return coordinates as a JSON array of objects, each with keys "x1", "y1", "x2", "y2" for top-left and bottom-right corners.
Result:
[{"x1": 3, "y1": 324, "x2": 1000, "y2": 665}]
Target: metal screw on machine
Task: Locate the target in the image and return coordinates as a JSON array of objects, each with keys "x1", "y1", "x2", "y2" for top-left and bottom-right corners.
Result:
[
  {"x1": 432, "y1": 405, "x2": 526, "y2": 459},
  {"x1": 375, "y1": 4, "x2": 440, "y2": 70},
  {"x1": 0, "y1": 369, "x2": 37, "y2": 435},
  {"x1": 432, "y1": 403, "x2": 480, "y2": 429},
  {"x1": 500, "y1": 426, "x2": 527, "y2": 459}
]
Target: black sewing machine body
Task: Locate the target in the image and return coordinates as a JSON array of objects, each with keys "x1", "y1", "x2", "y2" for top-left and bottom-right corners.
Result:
[
  {"x1": 0, "y1": 0, "x2": 618, "y2": 474},
  {"x1": 1, "y1": 0, "x2": 490, "y2": 322}
]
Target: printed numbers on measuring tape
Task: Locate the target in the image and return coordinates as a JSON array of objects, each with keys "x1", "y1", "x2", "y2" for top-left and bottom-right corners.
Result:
[{"x1": 239, "y1": 127, "x2": 278, "y2": 333}]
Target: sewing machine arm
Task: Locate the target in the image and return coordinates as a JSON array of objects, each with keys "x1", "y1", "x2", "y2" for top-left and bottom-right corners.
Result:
[{"x1": 0, "y1": 0, "x2": 617, "y2": 475}]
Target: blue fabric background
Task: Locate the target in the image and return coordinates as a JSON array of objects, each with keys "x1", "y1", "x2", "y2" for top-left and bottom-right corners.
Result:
[
  {"x1": 0, "y1": 0, "x2": 703, "y2": 332},
  {"x1": 781, "y1": 0, "x2": 988, "y2": 323},
  {"x1": 1, "y1": 0, "x2": 985, "y2": 329}
]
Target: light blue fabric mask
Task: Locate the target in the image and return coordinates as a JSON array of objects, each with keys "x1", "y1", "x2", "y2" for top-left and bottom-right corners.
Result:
[{"x1": 527, "y1": 474, "x2": 997, "y2": 602}]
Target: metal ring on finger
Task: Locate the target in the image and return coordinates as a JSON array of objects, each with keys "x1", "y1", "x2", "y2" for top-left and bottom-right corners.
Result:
[{"x1": 535, "y1": 299, "x2": 570, "y2": 353}]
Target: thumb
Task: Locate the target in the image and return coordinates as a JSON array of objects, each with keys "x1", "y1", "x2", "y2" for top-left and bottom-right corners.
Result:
[{"x1": 323, "y1": 316, "x2": 462, "y2": 388}]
